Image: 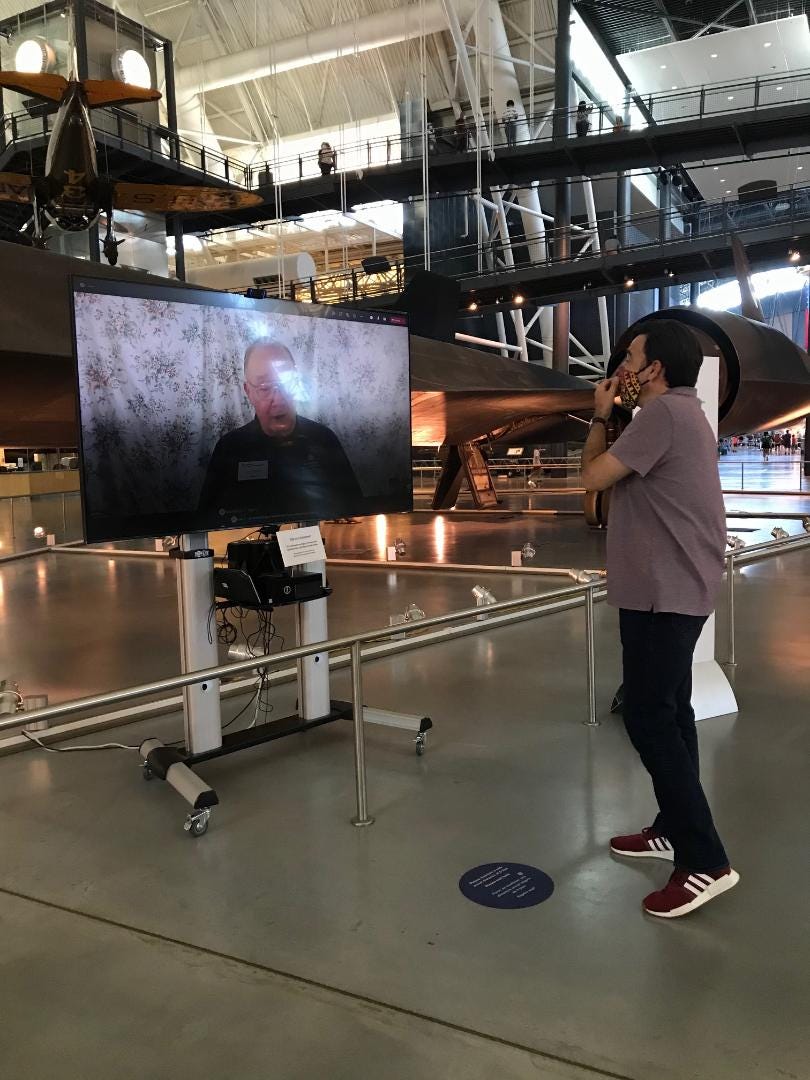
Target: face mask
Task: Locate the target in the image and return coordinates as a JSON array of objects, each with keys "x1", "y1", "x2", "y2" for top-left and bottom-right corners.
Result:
[{"x1": 618, "y1": 364, "x2": 652, "y2": 410}]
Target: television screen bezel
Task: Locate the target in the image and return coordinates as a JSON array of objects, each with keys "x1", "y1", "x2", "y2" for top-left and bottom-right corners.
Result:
[{"x1": 70, "y1": 276, "x2": 412, "y2": 544}]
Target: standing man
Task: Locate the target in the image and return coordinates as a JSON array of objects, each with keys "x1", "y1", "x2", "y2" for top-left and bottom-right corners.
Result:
[
  {"x1": 502, "y1": 99, "x2": 518, "y2": 148},
  {"x1": 581, "y1": 320, "x2": 739, "y2": 918}
]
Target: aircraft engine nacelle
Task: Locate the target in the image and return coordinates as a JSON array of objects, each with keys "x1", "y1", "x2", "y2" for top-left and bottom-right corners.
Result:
[{"x1": 607, "y1": 307, "x2": 810, "y2": 435}]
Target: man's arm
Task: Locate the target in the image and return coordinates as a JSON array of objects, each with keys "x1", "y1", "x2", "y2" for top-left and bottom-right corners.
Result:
[{"x1": 581, "y1": 376, "x2": 633, "y2": 491}]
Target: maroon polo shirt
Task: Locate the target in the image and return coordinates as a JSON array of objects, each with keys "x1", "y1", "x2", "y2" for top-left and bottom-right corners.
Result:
[{"x1": 605, "y1": 387, "x2": 726, "y2": 616}]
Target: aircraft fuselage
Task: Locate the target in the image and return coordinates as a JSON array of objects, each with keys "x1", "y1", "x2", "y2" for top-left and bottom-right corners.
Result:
[{"x1": 42, "y1": 82, "x2": 103, "y2": 231}]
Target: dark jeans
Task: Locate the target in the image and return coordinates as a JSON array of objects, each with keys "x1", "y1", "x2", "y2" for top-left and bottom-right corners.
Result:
[
  {"x1": 504, "y1": 121, "x2": 516, "y2": 147},
  {"x1": 619, "y1": 609, "x2": 729, "y2": 873}
]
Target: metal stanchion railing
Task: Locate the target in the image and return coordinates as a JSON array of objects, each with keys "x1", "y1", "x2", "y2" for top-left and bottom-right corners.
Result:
[
  {"x1": 350, "y1": 640, "x2": 373, "y2": 827},
  {"x1": 2, "y1": 581, "x2": 605, "y2": 824},
  {"x1": 726, "y1": 552, "x2": 736, "y2": 667},
  {"x1": 723, "y1": 532, "x2": 810, "y2": 665},
  {"x1": 584, "y1": 586, "x2": 598, "y2": 727}
]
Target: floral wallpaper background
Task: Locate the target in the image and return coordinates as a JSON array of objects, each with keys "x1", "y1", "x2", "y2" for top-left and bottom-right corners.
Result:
[{"x1": 74, "y1": 292, "x2": 412, "y2": 516}]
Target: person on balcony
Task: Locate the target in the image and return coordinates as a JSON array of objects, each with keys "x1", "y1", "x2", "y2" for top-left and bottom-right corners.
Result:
[
  {"x1": 317, "y1": 142, "x2": 335, "y2": 176},
  {"x1": 502, "y1": 99, "x2": 518, "y2": 148},
  {"x1": 575, "y1": 100, "x2": 592, "y2": 136}
]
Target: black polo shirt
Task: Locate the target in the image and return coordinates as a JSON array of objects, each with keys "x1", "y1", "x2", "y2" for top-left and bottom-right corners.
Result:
[{"x1": 198, "y1": 415, "x2": 363, "y2": 523}]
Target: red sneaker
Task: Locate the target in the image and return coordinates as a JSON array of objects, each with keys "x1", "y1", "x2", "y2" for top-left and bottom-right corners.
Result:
[
  {"x1": 643, "y1": 868, "x2": 740, "y2": 919},
  {"x1": 610, "y1": 827, "x2": 674, "y2": 861}
]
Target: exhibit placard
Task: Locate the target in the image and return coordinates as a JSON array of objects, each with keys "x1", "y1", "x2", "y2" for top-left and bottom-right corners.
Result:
[{"x1": 276, "y1": 526, "x2": 327, "y2": 568}]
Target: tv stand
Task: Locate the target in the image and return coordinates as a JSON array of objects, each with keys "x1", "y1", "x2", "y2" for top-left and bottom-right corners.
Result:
[{"x1": 140, "y1": 531, "x2": 432, "y2": 836}]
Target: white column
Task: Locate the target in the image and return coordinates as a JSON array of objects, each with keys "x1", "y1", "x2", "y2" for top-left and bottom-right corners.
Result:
[
  {"x1": 454, "y1": 0, "x2": 553, "y2": 361},
  {"x1": 692, "y1": 357, "x2": 738, "y2": 722},
  {"x1": 582, "y1": 177, "x2": 611, "y2": 363}
]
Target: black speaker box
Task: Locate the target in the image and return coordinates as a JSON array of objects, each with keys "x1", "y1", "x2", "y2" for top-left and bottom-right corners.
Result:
[{"x1": 400, "y1": 271, "x2": 460, "y2": 342}]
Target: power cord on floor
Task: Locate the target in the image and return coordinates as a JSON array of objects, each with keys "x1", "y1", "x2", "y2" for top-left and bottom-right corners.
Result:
[{"x1": 20, "y1": 730, "x2": 139, "y2": 753}]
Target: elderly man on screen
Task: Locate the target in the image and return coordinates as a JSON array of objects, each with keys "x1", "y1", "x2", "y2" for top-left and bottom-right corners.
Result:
[{"x1": 198, "y1": 338, "x2": 362, "y2": 520}]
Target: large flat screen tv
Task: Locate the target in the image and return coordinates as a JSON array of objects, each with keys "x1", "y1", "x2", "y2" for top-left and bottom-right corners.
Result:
[{"x1": 71, "y1": 278, "x2": 412, "y2": 543}]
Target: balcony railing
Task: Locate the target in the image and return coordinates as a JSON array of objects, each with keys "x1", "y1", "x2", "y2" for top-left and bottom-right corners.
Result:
[
  {"x1": 274, "y1": 182, "x2": 810, "y2": 305},
  {"x1": 244, "y1": 67, "x2": 810, "y2": 188}
]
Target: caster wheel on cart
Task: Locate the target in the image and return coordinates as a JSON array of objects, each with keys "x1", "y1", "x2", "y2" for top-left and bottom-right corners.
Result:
[
  {"x1": 141, "y1": 764, "x2": 154, "y2": 782},
  {"x1": 415, "y1": 734, "x2": 426, "y2": 756},
  {"x1": 184, "y1": 810, "x2": 210, "y2": 837}
]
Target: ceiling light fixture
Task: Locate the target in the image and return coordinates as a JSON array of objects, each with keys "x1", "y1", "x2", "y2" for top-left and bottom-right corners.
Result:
[
  {"x1": 624, "y1": 275, "x2": 635, "y2": 288},
  {"x1": 468, "y1": 300, "x2": 478, "y2": 311},
  {"x1": 671, "y1": 85, "x2": 677, "y2": 90},
  {"x1": 15, "y1": 36, "x2": 54, "y2": 73},
  {"x1": 727, "y1": 95, "x2": 734, "y2": 101},
  {"x1": 798, "y1": 166, "x2": 804, "y2": 171},
  {"x1": 710, "y1": 53, "x2": 719, "y2": 59},
  {"x1": 713, "y1": 166, "x2": 719, "y2": 171},
  {"x1": 777, "y1": 85, "x2": 784, "y2": 91},
  {"x1": 513, "y1": 293, "x2": 525, "y2": 305},
  {"x1": 763, "y1": 41, "x2": 772, "y2": 48},
  {"x1": 111, "y1": 48, "x2": 152, "y2": 89},
  {"x1": 660, "y1": 64, "x2": 667, "y2": 69},
  {"x1": 788, "y1": 248, "x2": 801, "y2": 262}
]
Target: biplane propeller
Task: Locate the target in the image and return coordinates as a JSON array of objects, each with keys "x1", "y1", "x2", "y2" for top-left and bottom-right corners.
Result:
[{"x1": 0, "y1": 71, "x2": 262, "y2": 264}]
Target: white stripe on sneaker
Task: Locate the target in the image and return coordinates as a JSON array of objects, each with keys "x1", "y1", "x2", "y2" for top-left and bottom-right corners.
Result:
[
  {"x1": 697, "y1": 874, "x2": 714, "y2": 885},
  {"x1": 683, "y1": 882, "x2": 702, "y2": 896},
  {"x1": 662, "y1": 839, "x2": 673, "y2": 850},
  {"x1": 645, "y1": 868, "x2": 740, "y2": 919},
  {"x1": 687, "y1": 875, "x2": 708, "y2": 890}
]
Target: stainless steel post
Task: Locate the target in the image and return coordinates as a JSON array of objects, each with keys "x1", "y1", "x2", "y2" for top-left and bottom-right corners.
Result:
[
  {"x1": 583, "y1": 586, "x2": 599, "y2": 727},
  {"x1": 61, "y1": 493, "x2": 67, "y2": 534},
  {"x1": 350, "y1": 640, "x2": 374, "y2": 826},
  {"x1": 9, "y1": 497, "x2": 15, "y2": 538},
  {"x1": 726, "y1": 555, "x2": 736, "y2": 666}
]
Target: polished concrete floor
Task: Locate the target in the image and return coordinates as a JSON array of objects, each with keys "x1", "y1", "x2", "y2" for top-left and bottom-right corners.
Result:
[{"x1": 0, "y1": 520, "x2": 809, "y2": 1079}]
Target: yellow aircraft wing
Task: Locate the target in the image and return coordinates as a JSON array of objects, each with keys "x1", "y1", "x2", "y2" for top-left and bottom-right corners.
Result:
[
  {"x1": 82, "y1": 80, "x2": 162, "y2": 109},
  {"x1": 0, "y1": 72, "x2": 68, "y2": 103},
  {"x1": 0, "y1": 172, "x2": 32, "y2": 204},
  {"x1": 114, "y1": 182, "x2": 263, "y2": 213}
]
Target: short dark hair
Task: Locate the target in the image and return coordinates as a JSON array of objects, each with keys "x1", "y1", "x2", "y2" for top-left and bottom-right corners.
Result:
[
  {"x1": 638, "y1": 320, "x2": 703, "y2": 388},
  {"x1": 506, "y1": 99, "x2": 514, "y2": 106}
]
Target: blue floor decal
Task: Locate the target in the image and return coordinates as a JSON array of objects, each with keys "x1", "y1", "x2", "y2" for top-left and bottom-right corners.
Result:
[{"x1": 459, "y1": 863, "x2": 554, "y2": 909}]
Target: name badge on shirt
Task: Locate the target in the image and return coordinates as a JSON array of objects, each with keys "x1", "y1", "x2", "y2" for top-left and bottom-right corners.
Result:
[{"x1": 237, "y1": 459, "x2": 269, "y2": 482}]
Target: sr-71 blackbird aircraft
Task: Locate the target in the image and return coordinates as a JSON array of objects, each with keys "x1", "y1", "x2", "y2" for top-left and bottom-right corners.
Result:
[
  {"x1": 1, "y1": 245, "x2": 809, "y2": 515},
  {"x1": 0, "y1": 71, "x2": 261, "y2": 264}
]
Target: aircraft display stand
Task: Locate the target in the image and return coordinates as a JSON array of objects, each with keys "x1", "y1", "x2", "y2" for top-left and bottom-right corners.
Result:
[
  {"x1": 140, "y1": 533, "x2": 432, "y2": 836},
  {"x1": 691, "y1": 357, "x2": 737, "y2": 721}
]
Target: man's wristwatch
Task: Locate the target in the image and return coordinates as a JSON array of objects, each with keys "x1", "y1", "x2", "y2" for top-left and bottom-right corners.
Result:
[{"x1": 590, "y1": 416, "x2": 609, "y2": 430}]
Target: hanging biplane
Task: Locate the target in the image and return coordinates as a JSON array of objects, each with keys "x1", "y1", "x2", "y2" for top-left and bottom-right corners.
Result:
[{"x1": 0, "y1": 71, "x2": 261, "y2": 264}]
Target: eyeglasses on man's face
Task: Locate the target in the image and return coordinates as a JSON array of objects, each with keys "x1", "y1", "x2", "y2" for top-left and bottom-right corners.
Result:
[{"x1": 246, "y1": 380, "x2": 290, "y2": 397}]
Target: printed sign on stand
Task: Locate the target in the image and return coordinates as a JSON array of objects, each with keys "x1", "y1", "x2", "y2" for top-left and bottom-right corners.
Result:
[{"x1": 276, "y1": 526, "x2": 327, "y2": 568}]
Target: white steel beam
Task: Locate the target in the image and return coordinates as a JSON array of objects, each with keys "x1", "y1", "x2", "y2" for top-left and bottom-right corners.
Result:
[
  {"x1": 456, "y1": 332, "x2": 522, "y2": 352},
  {"x1": 582, "y1": 176, "x2": 611, "y2": 360}
]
